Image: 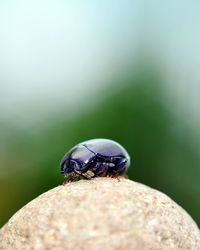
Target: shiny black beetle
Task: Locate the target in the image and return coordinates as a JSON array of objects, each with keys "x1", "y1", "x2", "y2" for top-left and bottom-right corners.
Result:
[{"x1": 60, "y1": 138, "x2": 130, "y2": 181}]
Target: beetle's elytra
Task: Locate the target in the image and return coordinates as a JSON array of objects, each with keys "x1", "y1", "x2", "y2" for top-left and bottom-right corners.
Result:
[{"x1": 60, "y1": 138, "x2": 130, "y2": 181}]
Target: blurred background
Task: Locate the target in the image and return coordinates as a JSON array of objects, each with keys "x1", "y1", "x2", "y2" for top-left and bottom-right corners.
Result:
[{"x1": 0, "y1": 1, "x2": 200, "y2": 227}]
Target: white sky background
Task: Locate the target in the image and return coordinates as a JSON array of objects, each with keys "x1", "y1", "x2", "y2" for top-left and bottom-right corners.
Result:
[{"x1": 0, "y1": 1, "x2": 200, "y2": 125}]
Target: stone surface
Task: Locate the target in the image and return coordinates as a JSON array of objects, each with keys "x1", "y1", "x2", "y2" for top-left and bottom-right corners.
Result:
[{"x1": 0, "y1": 178, "x2": 200, "y2": 250}]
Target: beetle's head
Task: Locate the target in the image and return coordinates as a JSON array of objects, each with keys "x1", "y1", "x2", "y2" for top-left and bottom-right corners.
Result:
[
  {"x1": 60, "y1": 145, "x2": 95, "y2": 177},
  {"x1": 60, "y1": 157, "x2": 77, "y2": 177}
]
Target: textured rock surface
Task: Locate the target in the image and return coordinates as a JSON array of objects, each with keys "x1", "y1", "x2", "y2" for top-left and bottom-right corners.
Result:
[{"x1": 0, "y1": 178, "x2": 200, "y2": 250}]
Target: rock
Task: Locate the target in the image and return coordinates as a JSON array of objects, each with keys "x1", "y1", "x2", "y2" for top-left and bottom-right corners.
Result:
[{"x1": 0, "y1": 178, "x2": 199, "y2": 250}]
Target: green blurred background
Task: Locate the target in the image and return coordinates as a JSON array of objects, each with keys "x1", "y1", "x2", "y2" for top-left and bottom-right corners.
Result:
[{"x1": 0, "y1": 1, "x2": 200, "y2": 227}]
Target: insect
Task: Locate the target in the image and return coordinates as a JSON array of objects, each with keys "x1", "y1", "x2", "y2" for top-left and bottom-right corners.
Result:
[{"x1": 60, "y1": 138, "x2": 130, "y2": 181}]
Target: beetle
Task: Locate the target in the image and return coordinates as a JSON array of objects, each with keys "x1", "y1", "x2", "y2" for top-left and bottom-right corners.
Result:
[{"x1": 60, "y1": 138, "x2": 130, "y2": 181}]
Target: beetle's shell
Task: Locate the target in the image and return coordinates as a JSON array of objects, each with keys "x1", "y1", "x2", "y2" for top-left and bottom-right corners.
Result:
[
  {"x1": 83, "y1": 139, "x2": 129, "y2": 158},
  {"x1": 70, "y1": 145, "x2": 95, "y2": 164}
]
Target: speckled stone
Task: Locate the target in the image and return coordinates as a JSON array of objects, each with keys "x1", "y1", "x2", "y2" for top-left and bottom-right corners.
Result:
[{"x1": 0, "y1": 178, "x2": 200, "y2": 250}]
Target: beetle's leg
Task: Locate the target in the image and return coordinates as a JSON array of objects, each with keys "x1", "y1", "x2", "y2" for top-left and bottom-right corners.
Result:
[
  {"x1": 79, "y1": 173, "x2": 92, "y2": 180},
  {"x1": 63, "y1": 170, "x2": 84, "y2": 183},
  {"x1": 110, "y1": 159, "x2": 128, "y2": 178},
  {"x1": 81, "y1": 170, "x2": 95, "y2": 179},
  {"x1": 63, "y1": 174, "x2": 76, "y2": 183},
  {"x1": 72, "y1": 169, "x2": 90, "y2": 180},
  {"x1": 92, "y1": 162, "x2": 110, "y2": 177}
]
